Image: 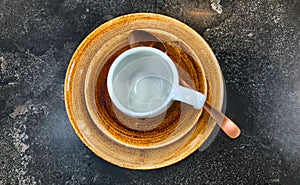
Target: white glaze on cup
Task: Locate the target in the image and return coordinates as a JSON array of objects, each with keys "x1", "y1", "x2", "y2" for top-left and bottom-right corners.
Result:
[{"x1": 107, "y1": 47, "x2": 206, "y2": 118}]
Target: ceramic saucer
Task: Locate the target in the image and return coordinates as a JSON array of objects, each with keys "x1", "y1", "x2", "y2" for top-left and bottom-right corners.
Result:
[{"x1": 65, "y1": 13, "x2": 224, "y2": 169}]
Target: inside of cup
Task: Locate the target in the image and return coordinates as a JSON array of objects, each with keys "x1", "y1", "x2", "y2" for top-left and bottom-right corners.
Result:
[{"x1": 111, "y1": 54, "x2": 175, "y2": 117}]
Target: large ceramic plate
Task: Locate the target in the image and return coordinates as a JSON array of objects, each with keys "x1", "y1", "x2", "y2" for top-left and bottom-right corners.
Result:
[{"x1": 65, "y1": 13, "x2": 224, "y2": 169}]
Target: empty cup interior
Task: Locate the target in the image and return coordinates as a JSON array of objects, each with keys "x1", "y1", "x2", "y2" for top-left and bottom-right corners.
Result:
[{"x1": 110, "y1": 51, "x2": 176, "y2": 117}]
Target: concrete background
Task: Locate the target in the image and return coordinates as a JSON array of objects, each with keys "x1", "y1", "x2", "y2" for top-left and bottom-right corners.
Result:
[{"x1": 1, "y1": 0, "x2": 299, "y2": 184}]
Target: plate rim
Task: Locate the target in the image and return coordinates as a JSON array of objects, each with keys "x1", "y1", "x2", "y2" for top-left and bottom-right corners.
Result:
[{"x1": 64, "y1": 12, "x2": 224, "y2": 169}]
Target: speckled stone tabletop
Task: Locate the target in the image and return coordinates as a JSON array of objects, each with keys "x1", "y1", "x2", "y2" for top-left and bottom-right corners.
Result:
[{"x1": 1, "y1": 0, "x2": 299, "y2": 184}]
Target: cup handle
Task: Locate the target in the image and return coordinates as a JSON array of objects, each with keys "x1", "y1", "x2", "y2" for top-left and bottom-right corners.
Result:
[{"x1": 173, "y1": 85, "x2": 206, "y2": 109}]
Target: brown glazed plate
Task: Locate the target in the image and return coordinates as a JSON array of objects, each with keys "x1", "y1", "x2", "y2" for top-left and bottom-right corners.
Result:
[{"x1": 64, "y1": 13, "x2": 224, "y2": 169}]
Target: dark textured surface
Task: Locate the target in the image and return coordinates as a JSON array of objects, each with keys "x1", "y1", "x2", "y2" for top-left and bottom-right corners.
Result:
[{"x1": 0, "y1": 0, "x2": 299, "y2": 184}]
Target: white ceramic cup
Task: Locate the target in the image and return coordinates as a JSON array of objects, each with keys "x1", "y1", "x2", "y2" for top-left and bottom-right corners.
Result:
[{"x1": 107, "y1": 47, "x2": 206, "y2": 118}]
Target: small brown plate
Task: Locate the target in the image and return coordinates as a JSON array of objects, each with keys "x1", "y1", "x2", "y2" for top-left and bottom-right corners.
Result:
[{"x1": 65, "y1": 13, "x2": 224, "y2": 169}]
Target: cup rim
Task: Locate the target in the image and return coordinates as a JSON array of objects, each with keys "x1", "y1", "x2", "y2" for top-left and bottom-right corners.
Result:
[{"x1": 107, "y1": 46, "x2": 180, "y2": 118}]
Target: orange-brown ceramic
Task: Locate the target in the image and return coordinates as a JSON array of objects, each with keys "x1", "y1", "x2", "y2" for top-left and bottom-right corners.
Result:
[{"x1": 65, "y1": 13, "x2": 224, "y2": 169}]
